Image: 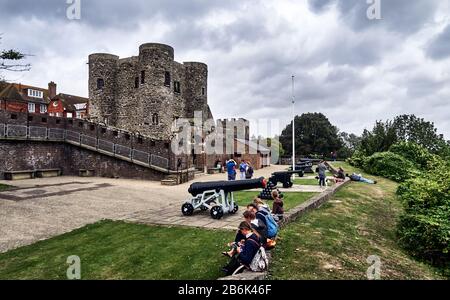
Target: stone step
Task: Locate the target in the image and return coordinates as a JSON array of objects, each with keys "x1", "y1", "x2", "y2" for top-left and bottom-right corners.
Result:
[{"x1": 161, "y1": 179, "x2": 178, "y2": 186}]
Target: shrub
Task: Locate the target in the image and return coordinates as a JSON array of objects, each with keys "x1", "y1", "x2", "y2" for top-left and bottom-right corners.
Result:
[
  {"x1": 347, "y1": 150, "x2": 367, "y2": 168},
  {"x1": 362, "y1": 152, "x2": 417, "y2": 182},
  {"x1": 390, "y1": 142, "x2": 434, "y2": 170},
  {"x1": 397, "y1": 174, "x2": 450, "y2": 269}
]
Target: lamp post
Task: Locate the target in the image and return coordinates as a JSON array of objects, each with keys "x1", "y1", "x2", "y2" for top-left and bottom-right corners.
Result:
[{"x1": 291, "y1": 75, "x2": 296, "y2": 177}]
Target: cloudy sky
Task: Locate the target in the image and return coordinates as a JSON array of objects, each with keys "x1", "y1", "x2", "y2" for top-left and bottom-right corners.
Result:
[{"x1": 1, "y1": 0, "x2": 449, "y2": 139}]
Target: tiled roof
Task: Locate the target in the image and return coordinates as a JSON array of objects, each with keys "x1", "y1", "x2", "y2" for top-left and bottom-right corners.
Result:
[
  {"x1": 53, "y1": 93, "x2": 88, "y2": 112},
  {"x1": 12, "y1": 83, "x2": 50, "y2": 104},
  {"x1": 0, "y1": 84, "x2": 26, "y2": 102}
]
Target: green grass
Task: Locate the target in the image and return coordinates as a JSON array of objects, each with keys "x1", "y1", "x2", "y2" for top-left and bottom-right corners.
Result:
[
  {"x1": 0, "y1": 184, "x2": 13, "y2": 191},
  {"x1": 0, "y1": 220, "x2": 235, "y2": 280},
  {"x1": 293, "y1": 178, "x2": 335, "y2": 186},
  {"x1": 270, "y1": 162, "x2": 445, "y2": 280},
  {"x1": 234, "y1": 191, "x2": 318, "y2": 211}
]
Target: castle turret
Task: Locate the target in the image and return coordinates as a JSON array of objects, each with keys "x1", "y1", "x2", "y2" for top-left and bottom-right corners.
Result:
[
  {"x1": 184, "y1": 62, "x2": 208, "y2": 120},
  {"x1": 88, "y1": 53, "x2": 119, "y2": 125}
]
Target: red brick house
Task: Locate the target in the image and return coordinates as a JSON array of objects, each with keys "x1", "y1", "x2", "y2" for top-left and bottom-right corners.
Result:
[
  {"x1": 48, "y1": 93, "x2": 88, "y2": 119},
  {"x1": 0, "y1": 82, "x2": 55, "y2": 114}
]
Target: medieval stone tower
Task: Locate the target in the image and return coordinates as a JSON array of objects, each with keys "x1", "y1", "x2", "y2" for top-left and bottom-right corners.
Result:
[{"x1": 88, "y1": 43, "x2": 213, "y2": 140}]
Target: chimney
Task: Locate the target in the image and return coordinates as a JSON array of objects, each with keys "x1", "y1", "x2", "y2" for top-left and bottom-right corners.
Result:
[{"x1": 48, "y1": 81, "x2": 57, "y2": 99}]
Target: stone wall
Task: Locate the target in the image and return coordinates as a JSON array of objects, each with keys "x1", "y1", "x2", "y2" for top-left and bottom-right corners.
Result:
[
  {"x1": 0, "y1": 140, "x2": 165, "y2": 181},
  {"x1": 88, "y1": 43, "x2": 210, "y2": 140}
]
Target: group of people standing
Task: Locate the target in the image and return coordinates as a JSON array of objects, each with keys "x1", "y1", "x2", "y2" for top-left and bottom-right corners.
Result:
[{"x1": 225, "y1": 159, "x2": 254, "y2": 181}]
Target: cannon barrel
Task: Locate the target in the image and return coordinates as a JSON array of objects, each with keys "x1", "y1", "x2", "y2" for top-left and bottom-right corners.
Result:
[
  {"x1": 272, "y1": 170, "x2": 304, "y2": 176},
  {"x1": 188, "y1": 177, "x2": 266, "y2": 196}
]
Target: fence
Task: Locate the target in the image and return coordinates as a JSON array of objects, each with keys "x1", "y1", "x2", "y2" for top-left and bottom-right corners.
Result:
[{"x1": 0, "y1": 124, "x2": 170, "y2": 172}]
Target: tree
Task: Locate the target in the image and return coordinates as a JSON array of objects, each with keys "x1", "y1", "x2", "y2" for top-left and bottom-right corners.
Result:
[
  {"x1": 393, "y1": 115, "x2": 446, "y2": 153},
  {"x1": 339, "y1": 132, "x2": 362, "y2": 158},
  {"x1": 358, "y1": 115, "x2": 448, "y2": 156},
  {"x1": 0, "y1": 35, "x2": 31, "y2": 73},
  {"x1": 279, "y1": 113, "x2": 342, "y2": 157}
]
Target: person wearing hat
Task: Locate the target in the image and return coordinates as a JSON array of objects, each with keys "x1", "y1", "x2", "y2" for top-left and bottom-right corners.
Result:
[{"x1": 221, "y1": 222, "x2": 261, "y2": 275}]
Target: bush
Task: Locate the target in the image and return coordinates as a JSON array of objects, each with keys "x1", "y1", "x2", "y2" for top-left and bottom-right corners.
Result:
[
  {"x1": 397, "y1": 174, "x2": 450, "y2": 269},
  {"x1": 347, "y1": 150, "x2": 367, "y2": 168},
  {"x1": 362, "y1": 152, "x2": 417, "y2": 182},
  {"x1": 389, "y1": 142, "x2": 434, "y2": 170}
]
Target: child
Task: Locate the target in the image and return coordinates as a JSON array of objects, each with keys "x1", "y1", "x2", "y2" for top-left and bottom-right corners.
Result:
[{"x1": 271, "y1": 190, "x2": 284, "y2": 221}]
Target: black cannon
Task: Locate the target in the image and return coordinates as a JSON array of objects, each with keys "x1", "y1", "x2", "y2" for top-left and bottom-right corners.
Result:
[
  {"x1": 289, "y1": 161, "x2": 314, "y2": 173},
  {"x1": 182, "y1": 177, "x2": 266, "y2": 220},
  {"x1": 269, "y1": 170, "x2": 304, "y2": 188}
]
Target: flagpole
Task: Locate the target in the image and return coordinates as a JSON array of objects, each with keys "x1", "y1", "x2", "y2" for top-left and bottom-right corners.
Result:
[{"x1": 292, "y1": 75, "x2": 296, "y2": 177}]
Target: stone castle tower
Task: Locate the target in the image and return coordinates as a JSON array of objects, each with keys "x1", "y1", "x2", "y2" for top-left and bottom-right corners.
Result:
[{"x1": 88, "y1": 43, "x2": 213, "y2": 140}]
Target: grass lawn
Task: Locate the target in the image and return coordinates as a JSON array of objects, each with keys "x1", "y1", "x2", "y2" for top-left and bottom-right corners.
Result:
[
  {"x1": 0, "y1": 220, "x2": 235, "y2": 280},
  {"x1": 293, "y1": 178, "x2": 335, "y2": 186},
  {"x1": 234, "y1": 191, "x2": 318, "y2": 212},
  {"x1": 0, "y1": 184, "x2": 13, "y2": 191},
  {"x1": 270, "y1": 162, "x2": 445, "y2": 280}
]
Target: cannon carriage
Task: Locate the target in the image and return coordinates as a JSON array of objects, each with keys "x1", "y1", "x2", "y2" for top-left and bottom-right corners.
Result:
[
  {"x1": 181, "y1": 177, "x2": 267, "y2": 220},
  {"x1": 269, "y1": 170, "x2": 304, "y2": 188}
]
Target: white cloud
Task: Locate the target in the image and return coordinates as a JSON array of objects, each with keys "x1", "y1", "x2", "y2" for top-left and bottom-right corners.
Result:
[{"x1": 0, "y1": 0, "x2": 449, "y2": 139}]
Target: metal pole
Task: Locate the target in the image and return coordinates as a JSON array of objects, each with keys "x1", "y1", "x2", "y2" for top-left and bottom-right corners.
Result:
[{"x1": 292, "y1": 75, "x2": 296, "y2": 177}]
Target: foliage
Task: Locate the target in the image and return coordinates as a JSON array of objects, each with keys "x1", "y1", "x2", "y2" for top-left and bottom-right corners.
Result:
[
  {"x1": 271, "y1": 162, "x2": 445, "y2": 279},
  {"x1": 359, "y1": 120, "x2": 398, "y2": 156},
  {"x1": 389, "y1": 142, "x2": 435, "y2": 170},
  {"x1": 362, "y1": 152, "x2": 417, "y2": 182},
  {"x1": 338, "y1": 132, "x2": 362, "y2": 159},
  {"x1": 358, "y1": 115, "x2": 448, "y2": 157},
  {"x1": 280, "y1": 113, "x2": 343, "y2": 157},
  {"x1": 0, "y1": 35, "x2": 31, "y2": 72},
  {"x1": 346, "y1": 150, "x2": 367, "y2": 168},
  {"x1": 397, "y1": 171, "x2": 450, "y2": 270}
]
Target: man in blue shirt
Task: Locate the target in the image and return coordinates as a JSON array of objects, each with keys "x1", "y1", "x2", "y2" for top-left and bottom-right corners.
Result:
[
  {"x1": 226, "y1": 159, "x2": 237, "y2": 181},
  {"x1": 239, "y1": 160, "x2": 248, "y2": 180}
]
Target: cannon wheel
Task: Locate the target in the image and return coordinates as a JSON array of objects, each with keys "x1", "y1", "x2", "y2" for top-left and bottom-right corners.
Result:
[
  {"x1": 181, "y1": 203, "x2": 194, "y2": 216},
  {"x1": 210, "y1": 206, "x2": 224, "y2": 220},
  {"x1": 229, "y1": 203, "x2": 239, "y2": 215},
  {"x1": 283, "y1": 182, "x2": 293, "y2": 188}
]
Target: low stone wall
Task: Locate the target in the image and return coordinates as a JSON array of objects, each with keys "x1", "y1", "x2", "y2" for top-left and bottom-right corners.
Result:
[
  {"x1": 217, "y1": 179, "x2": 352, "y2": 280},
  {"x1": 0, "y1": 140, "x2": 166, "y2": 181}
]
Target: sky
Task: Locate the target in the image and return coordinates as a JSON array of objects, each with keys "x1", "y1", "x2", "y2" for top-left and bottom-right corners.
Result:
[{"x1": 1, "y1": 0, "x2": 449, "y2": 139}]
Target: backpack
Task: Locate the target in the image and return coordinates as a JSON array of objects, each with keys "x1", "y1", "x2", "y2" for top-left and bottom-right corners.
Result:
[
  {"x1": 258, "y1": 210, "x2": 278, "y2": 239},
  {"x1": 247, "y1": 239, "x2": 269, "y2": 272},
  {"x1": 246, "y1": 166, "x2": 254, "y2": 178}
]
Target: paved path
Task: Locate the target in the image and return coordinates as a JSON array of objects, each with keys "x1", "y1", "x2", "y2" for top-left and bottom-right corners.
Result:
[{"x1": 0, "y1": 165, "x2": 290, "y2": 253}]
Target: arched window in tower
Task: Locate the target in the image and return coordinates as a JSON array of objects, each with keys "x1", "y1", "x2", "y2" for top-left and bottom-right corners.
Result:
[
  {"x1": 164, "y1": 71, "x2": 171, "y2": 86},
  {"x1": 152, "y1": 113, "x2": 159, "y2": 125},
  {"x1": 97, "y1": 78, "x2": 104, "y2": 90}
]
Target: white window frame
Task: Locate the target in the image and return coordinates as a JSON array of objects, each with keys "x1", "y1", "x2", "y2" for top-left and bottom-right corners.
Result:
[
  {"x1": 40, "y1": 104, "x2": 47, "y2": 114},
  {"x1": 28, "y1": 103, "x2": 36, "y2": 113},
  {"x1": 28, "y1": 89, "x2": 43, "y2": 99}
]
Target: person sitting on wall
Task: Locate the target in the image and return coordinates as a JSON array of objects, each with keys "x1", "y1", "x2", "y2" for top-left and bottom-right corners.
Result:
[
  {"x1": 347, "y1": 173, "x2": 377, "y2": 184},
  {"x1": 271, "y1": 190, "x2": 284, "y2": 222},
  {"x1": 221, "y1": 222, "x2": 261, "y2": 276},
  {"x1": 223, "y1": 210, "x2": 267, "y2": 258}
]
